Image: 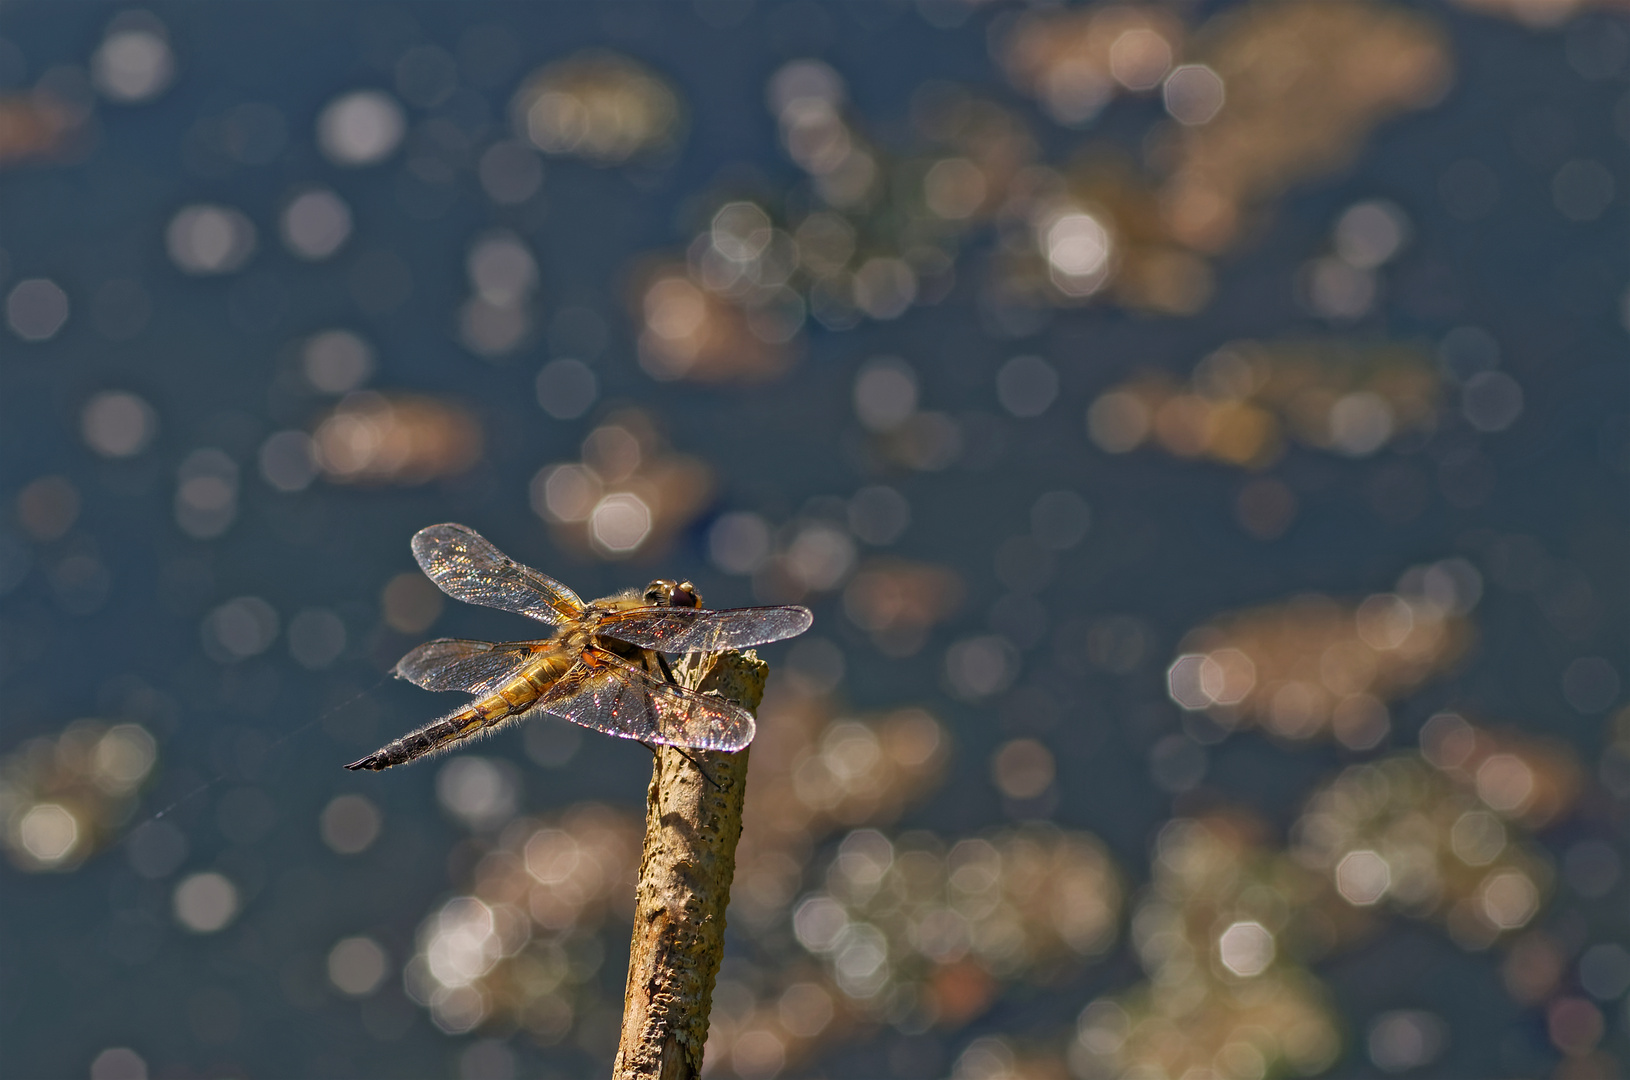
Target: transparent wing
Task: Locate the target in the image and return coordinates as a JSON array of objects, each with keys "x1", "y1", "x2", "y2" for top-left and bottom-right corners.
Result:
[
  {"x1": 534, "y1": 647, "x2": 755, "y2": 751},
  {"x1": 594, "y1": 605, "x2": 813, "y2": 653},
  {"x1": 411, "y1": 523, "x2": 584, "y2": 625},
  {"x1": 393, "y1": 638, "x2": 545, "y2": 693}
]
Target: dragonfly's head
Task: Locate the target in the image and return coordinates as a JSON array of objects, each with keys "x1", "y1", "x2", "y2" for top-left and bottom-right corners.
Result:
[{"x1": 643, "y1": 579, "x2": 702, "y2": 609}]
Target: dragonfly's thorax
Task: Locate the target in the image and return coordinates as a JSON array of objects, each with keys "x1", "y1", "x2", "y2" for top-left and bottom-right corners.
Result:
[
  {"x1": 582, "y1": 580, "x2": 704, "y2": 662},
  {"x1": 557, "y1": 624, "x2": 594, "y2": 652},
  {"x1": 596, "y1": 635, "x2": 649, "y2": 664}
]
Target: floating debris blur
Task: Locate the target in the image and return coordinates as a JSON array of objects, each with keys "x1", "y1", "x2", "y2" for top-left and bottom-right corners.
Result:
[
  {"x1": 402, "y1": 801, "x2": 643, "y2": 1039},
  {"x1": 1448, "y1": 0, "x2": 1626, "y2": 26},
  {"x1": 731, "y1": 682, "x2": 953, "y2": 929},
  {"x1": 1, "y1": 11, "x2": 178, "y2": 170},
  {"x1": 1166, "y1": 558, "x2": 1481, "y2": 748},
  {"x1": 1072, "y1": 815, "x2": 1343, "y2": 1080},
  {"x1": 311, "y1": 392, "x2": 483, "y2": 486},
  {"x1": 1073, "y1": 705, "x2": 1599, "y2": 1080},
  {"x1": 799, "y1": 825, "x2": 1122, "y2": 1007},
  {"x1": 1416, "y1": 712, "x2": 1584, "y2": 832},
  {"x1": 633, "y1": 255, "x2": 799, "y2": 382},
  {"x1": 459, "y1": 231, "x2": 542, "y2": 359},
  {"x1": 0, "y1": 89, "x2": 92, "y2": 168},
  {"x1": 629, "y1": 64, "x2": 1045, "y2": 379},
  {"x1": 529, "y1": 409, "x2": 712, "y2": 559},
  {"x1": 627, "y1": 1, "x2": 1454, "y2": 386},
  {"x1": 708, "y1": 483, "x2": 938, "y2": 610},
  {"x1": 1293, "y1": 717, "x2": 1582, "y2": 949},
  {"x1": 841, "y1": 557, "x2": 964, "y2": 658},
  {"x1": 993, "y1": 1, "x2": 1450, "y2": 315},
  {"x1": 509, "y1": 51, "x2": 683, "y2": 166},
  {"x1": 0, "y1": 720, "x2": 157, "y2": 872},
  {"x1": 709, "y1": 825, "x2": 1121, "y2": 1078},
  {"x1": 1001, "y1": 6, "x2": 1190, "y2": 129},
  {"x1": 1147, "y1": 1, "x2": 1450, "y2": 254},
  {"x1": 1087, "y1": 339, "x2": 1442, "y2": 468}
]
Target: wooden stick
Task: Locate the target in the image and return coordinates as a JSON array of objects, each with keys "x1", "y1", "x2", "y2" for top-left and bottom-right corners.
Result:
[{"x1": 613, "y1": 649, "x2": 766, "y2": 1080}]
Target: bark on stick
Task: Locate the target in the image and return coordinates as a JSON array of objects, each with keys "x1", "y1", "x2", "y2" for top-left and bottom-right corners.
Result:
[{"x1": 613, "y1": 649, "x2": 766, "y2": 1080}]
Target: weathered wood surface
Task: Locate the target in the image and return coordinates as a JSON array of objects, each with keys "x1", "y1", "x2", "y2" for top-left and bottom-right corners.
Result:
[{"x1": 612, "y1": 650, "x2": 766, "y2": 1080}]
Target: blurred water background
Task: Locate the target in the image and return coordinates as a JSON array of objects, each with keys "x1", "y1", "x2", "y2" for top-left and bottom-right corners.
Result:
[{"x1": 0, "y1": 2, "x2": 1626, "y2": 1078}]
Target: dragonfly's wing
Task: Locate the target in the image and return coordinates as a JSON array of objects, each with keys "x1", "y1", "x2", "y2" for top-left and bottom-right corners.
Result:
[
  {"x1": 594, "y1": 605, "x2": 813, "y2": 653},
  {"x1": 533, "y1": 647, "x2": 755, "y2": 751},
  {"x1": 411, "y1": 523, "x2": 584, "y2": 625},
  {"x1": 393, "y1": 638, "x2": 544, "y2": 693}
]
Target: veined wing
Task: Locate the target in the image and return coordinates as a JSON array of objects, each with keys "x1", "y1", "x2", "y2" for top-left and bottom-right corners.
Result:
[
  {"x1": 393, "y1": 638, "x2": 547, "y2": 693},
  {"x1": 534, "y1": 647, "x2": 755, "y2": 751},
  {"x1": 594, "y1": 605, "x2": 813, "y2": 654},
  {"x1": 412, "y1": 523, "x2": 584, "y2": 625}
]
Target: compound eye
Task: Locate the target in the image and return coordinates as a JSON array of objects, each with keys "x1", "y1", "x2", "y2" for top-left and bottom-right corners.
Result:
[{"x1": 672, "y1": 583, "x2": 699, "y2": 608}]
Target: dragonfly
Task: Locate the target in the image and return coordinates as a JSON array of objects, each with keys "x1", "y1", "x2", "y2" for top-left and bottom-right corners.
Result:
[{"x1": 345, "y1": 524, "x2": 812, "y2": 771}]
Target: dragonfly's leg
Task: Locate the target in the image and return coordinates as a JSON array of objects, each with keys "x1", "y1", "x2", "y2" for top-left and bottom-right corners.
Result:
[
  {"x1": 636, "y1": 647, "x2": 679, "y2": 686},
  {"x1": 638, "y1": 736, "x2": 723, "y2": 791},
  {"x1": 670, "y1": 745, "x2": 723, "y2": 791},
  {"x1": 636, "y1": 650, "x2": 721, "y2": 789}
]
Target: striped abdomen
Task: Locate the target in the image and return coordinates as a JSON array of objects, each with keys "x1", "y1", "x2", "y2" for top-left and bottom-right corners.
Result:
[{"x1": 346, "y1": 652, "x2": 573, "y2": 771}]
